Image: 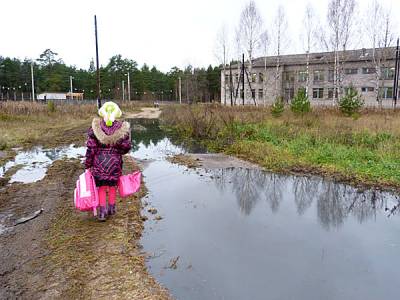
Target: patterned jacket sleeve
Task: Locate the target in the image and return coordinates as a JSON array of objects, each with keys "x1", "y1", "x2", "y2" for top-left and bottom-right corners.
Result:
[
  {"x1": 116, "y1": 134, "x2": 132, "y2": 155},
  {"x1": 84, "y1": 128, "x2": 98, "y2": 169}
]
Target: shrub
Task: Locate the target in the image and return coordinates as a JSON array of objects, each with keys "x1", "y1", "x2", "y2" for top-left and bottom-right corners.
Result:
[
  {"x1": 47, "y1": 100, "x2": 56, "y2": 113},
  {"x1": 290, "y1": 88, "x2": 311, "y2": 115},
  {"x1": 271, "y1": 97, "x2": 285, "y2": 117},
  {"x1": 338, "y1": 87, "x2": 364, "y2": 116}
]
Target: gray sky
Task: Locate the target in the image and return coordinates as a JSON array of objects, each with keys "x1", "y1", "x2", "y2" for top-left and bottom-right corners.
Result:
[{"x1": 0, "y1": 0, "x2": 399, "y2": 72}]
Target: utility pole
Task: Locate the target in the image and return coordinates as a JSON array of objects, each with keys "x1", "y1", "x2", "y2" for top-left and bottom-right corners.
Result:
[
  {"x1": 127, "y1": 72, "x2": 131, "y2": 101},
  {"x1": 69, "y1": 76, "x2": 73, "y2": 100},
  {"x1": 393, "y1": 38, "x2": 400, "y2": 107},
  {"x1": 31, "y1": 62, "x2": 35, "y2": 101},
  {"x1": 178, "y1": 76, "x2": 182, "y2": 104},
  {"x1": 122, "y1": 80, "x2": 125, "y2": 101},
  {"x1": 94, "y1": 15, "x2": 101, "y2": 109}
]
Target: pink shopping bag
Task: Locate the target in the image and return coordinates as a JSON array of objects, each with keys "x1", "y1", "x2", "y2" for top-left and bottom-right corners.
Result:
[{"x1": 118, "y1": 171, "x2": 141, "y2": 197}]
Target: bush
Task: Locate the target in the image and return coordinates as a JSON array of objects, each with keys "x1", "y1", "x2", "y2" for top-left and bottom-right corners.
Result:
[
  {"x1": 338, "y1": 87, "x2": 364, "y2": 116},
  {"x1": 290, "y1": 88, "x2": 311, "y2": 115},
  {"x1": 47, "y1": 100, "x2": 56, "y2": 113},
  {"x1": 271, "y1": 97, "x2": 285, "y2": 117}
]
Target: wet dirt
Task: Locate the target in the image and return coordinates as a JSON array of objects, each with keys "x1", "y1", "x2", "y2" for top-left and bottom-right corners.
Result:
[
  {"x1": 0, "y1": 115, "x2": 172, "y2": 299},
  {"x1": 125, "y1": 108, "x2": 161, "y2": 119}
]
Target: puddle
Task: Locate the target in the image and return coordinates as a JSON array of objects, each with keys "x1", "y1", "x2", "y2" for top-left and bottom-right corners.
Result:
[
  {"x1": 0, "y1": 145, "x2": 85, "y2": 184},
  {"x1": 131, "y1": 119, "x2": 400, "y2": 300}
]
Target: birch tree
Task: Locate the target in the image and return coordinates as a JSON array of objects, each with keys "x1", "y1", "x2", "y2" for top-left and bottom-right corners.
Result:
[
  {"x1": 271, "y1": 5, "x2": 288, "y2": 99},
  {"x1": 260, "y1": 30, "x2": 269, "y2": 106},
  {"x1": 238, "y1": 0, "x2": 263, "y2": 105},
  {"x1": 301, "y1": 3, "x2": 318, "y2": 97},
  {"x1": 365, "y1": 0, "x2": 396, "y2": 107},
  {"x1": 234, "y1": 26, "x2": 242, "y2": 105},
  {"x1": 214, "y1": 24, "x2": 230, "y2": 105},
  {"x1": 326, "y1": 0, "x2": 357, "y2": 104},
  {"x1": 239, "y1": 1, "x2": 263, "y2": 71}
]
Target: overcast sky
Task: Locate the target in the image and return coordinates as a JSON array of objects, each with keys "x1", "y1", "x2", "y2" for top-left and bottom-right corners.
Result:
[{"x1": 0, "y1": 0, "x2": 399, "y2": 72}]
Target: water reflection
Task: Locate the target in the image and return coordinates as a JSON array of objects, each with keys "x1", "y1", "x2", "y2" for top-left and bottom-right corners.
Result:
[{"x1": 211, "y1": 167, "x2": 399, "y2": 229}]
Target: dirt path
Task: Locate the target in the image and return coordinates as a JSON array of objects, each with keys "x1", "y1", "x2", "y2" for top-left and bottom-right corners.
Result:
[
  {"x1": 125, "y1": 107, "x2": 161, "y2": 119},
  {"x1": 0, "y1": 159, "x2": 170, "y2": 298}
]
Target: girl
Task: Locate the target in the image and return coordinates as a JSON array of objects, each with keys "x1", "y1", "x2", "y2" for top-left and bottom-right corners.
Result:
[{"x1": 85, "y1": 101, "x2": 132, "y2": 221}]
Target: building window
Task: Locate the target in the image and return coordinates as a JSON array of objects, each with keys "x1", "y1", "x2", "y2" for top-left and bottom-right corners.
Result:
[
  {"x1": 259, "y1": 73, "x2": 264, "y2": 82},
  {"x1": 225, "y1": 75, "x2": 229, "y2": 83},
  {"x1": 258, "y1": 89, "x2": 263, "y2": 99},
  {"x1": 251, "y1": 73, "x2": 257, "y2": 83},
  {"x1": 313, "y1": 70, "x2": 325, "y2": 82},
  {"x1": 298, "y1": 71, "x2": 308, "y2": 82},
  {"x1": 380, "y1": 87, "x2": 393, "y2": 99},
  {"x1": 344, "y1": 68, "x2": 358, "y2": 75},
  {"x1": 361, "y1": 87, "x2": 375, "y2": 93},
  {"x1": 251, "y1": 89, "x2": 256, "y2": 98},
  {"x1": 313, "y1": 88, "x2": 324, "y2": 99},
  {"x1": 328, "y1": 70, "x2": 334, "y2": 82},
  {"x1": 283, "y1": 71, "x2": 295, "y2": 82},
  {"x1": 362, "y1": 67, "x2": 375, "y2": 74},
  {"x1": 381, "y1": 67, "x2": 395, "y2": 80},
  {"x1": 284, "y1": 88, "x2": 295, "y2": 101},
  {"x1": 235, "y1": 74, "x2": 239, "y2": 82},
  {"x1": 327, "y1": 88, "x2": 333, "y2": 99}
]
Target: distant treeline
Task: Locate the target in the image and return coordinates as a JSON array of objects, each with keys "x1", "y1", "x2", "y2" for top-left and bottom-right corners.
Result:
[{"x1": 0, "y1": 49, "x2": 221, "y2": 102}]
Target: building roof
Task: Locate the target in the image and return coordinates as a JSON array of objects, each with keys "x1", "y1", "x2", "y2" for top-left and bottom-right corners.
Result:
[{"x1": 231, "y1": 47, "x2": 397, "y2": 69}]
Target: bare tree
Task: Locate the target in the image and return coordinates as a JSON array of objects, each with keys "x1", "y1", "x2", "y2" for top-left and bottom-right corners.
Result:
[
  {"x1": 239, "y1": 1, "x2": 263, "y2": 71},
  {"x1": 260, "y1": 30, "x2": 269, "y2": 106},
  {"x1": 365, "y1": 0, "x2": 396, "y2": 107},
  {"x1": 238, "y1": 0, "x2": 263, "y2": 105},
  {"x1": 301, "y1": 3, "x2": 318, "y2": 98},
  {"x1": 325, "y1": 0, "x2": 357, "y2": 104},
  {"x1": 271, "y1": 5, "x2": 288, "y2": 99},
  {"x1": 234, "y1": 26, "x2": 242, "y2": 105},
  {"x1": 215, "y1": 24, "x2": 230, "y2": 105}
]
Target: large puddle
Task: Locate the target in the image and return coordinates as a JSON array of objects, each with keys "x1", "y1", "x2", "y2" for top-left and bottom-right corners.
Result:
[
  {"x1": 0, "y1": 145, "x2": 85, "y2": 184},
  {"x1": 132, "y1": 119, "x2": 400, "y2": 300}
]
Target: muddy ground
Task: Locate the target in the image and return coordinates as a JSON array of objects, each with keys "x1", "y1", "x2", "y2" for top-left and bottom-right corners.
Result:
[{"x1": 0, "y1": 109, "x2": 171, "y2": 299}]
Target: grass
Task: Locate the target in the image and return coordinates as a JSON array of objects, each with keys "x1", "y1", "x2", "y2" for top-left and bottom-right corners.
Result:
[
  {"x1": 161, "y1": 104, "x2": 400, "y2": 190},
  {"x1": 0, "y1": 101, "x2": 145, "y2": 157}
]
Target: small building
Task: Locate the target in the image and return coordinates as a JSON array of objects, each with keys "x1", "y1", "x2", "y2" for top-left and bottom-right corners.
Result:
[
  {"x1": 37, "y1": 92, "x2": 84, "y2": 100},
  {"x1": 37, "y1": 92, "x2": 67, "y2": 100}
]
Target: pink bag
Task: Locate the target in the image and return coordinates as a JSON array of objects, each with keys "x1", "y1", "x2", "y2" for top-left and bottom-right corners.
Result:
[
  {"x1": 73, "y1": 169, "x2": 99, "y2": 216},
  {"x1": 118, "y1": 171, "x2": 141, "y2": 197}
]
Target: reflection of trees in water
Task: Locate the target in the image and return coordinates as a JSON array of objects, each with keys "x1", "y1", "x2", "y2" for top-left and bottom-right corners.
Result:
[
  {"x1": 211, "y1": 166, "x2": 397, "y2": 229},
  {"x1": 316, "y1": 181, "x2": 393, "y2": 230},
  {"x1": 129, "y1": 119, "x2": 167, "y2": 152},
  {"x1": 212, "y1": 168, "x2": 284, "y2": 215},
  {"x1": 292, "y1": 176, "x2": 319, "y2": 215},
  {"x1": 263, "y1": 173, "x2": 284, "y2": 213},
  {"x1": 230, "y1": 168, "x2": 264, "y2": 215},
  {"x1": 317, "y1": 181, "x2": 348, "y2": 230}
]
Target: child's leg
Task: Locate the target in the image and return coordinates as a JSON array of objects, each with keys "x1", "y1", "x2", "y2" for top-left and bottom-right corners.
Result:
[
  {"x1": 109, "y1": 186, "x2": 116, "y2": 205},
  {"x1": 98, "y1": 186, "x2": 107, "y2": 207}
]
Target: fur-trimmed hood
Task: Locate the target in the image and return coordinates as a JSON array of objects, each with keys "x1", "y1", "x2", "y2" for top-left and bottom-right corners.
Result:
[{"x1": 91, "y1": 118, "x2": 130, "y2": 145}]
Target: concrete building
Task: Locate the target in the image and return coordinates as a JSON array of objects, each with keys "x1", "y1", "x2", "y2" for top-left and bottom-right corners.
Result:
[{"x1": 221, "y1": 47, "x2": 398, "y2": 107}]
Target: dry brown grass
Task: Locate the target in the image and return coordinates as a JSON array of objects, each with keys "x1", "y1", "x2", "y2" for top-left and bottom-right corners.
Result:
[{"x1": 0, "y1": 101, "x2": 146, "y2": 151}]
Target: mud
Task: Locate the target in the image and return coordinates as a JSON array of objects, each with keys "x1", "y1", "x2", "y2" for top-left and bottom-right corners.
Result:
[
  {"x1": 0, "y1": 157, "x2": 170, "y2": 299},
  {"x1": 168, "y1": 153, "x2": 261, "y2": 170},
  {"x1": 125, "y1": 108, "x2": 161, "y2": 119}
]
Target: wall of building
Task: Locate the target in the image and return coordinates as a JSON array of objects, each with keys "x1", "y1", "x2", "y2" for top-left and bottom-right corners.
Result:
[{"x1": 221, "y1": 55, "x2": 397, "y2": 108}]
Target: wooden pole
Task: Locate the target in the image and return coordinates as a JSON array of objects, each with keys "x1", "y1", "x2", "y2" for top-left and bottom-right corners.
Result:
[{"x1": 95, "y1": 15, "x2": 101, "y2": 109}]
